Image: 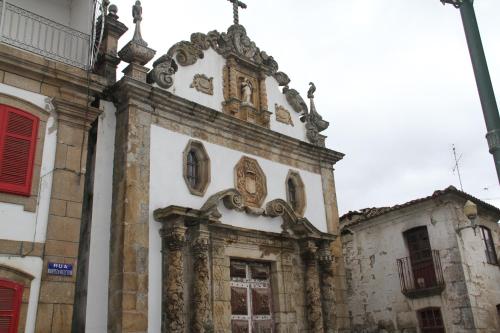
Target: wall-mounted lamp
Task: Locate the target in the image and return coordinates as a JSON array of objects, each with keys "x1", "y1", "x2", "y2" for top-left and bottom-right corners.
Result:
[{"x1": 457, "y1": 200, "x2": 478, "y2": 235}]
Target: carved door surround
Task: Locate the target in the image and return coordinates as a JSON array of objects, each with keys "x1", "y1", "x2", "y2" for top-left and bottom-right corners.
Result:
[
  {"x1": 154, "y1": 189, "x2": 337, "y2": 333},
  {"x1": 223, "y1": 56, "x2": 271, "y2": 128}
]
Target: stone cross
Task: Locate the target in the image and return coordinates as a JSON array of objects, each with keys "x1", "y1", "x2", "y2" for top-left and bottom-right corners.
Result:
[{"x1": 228, "y1": 0, "x2": 247, "y2": 25}]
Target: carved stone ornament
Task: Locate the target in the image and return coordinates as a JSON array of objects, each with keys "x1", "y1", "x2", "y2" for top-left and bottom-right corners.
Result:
[
  {"x1": 283, "y1": 86, "x2": 308, "y2": 114},
  {"x1": 118, "y1": 1, "x2": 156, "y2": 65},
  {"x1": 275, "y1": 104, "x2": 293, "y2": 126},
  {"x1": 190, "y1": 74, "x2": 214, "y2": 95},
  {"x1": 234, "y1": 156, "x2": 267, "y2": 208},
  {"x1": 150, "y1": 25, "x2": 284, "y2": 89},
  {"x1": 273, "y1": 71, "x2": 291, "y2": 87},
  {"x1": 301, "y1": 83, "x2": 329, "y2": 147},
  {"x1": 199, "y1": 188, "x2": 244, "y2": 220}
]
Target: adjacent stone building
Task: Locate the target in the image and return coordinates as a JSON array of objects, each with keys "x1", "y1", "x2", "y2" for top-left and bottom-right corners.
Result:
[
  {"x1": 0, "y1": 1, "x2": 350, "y2": 332},
  {"x1": 341, "y1": 186, "x2": 500, "y2": 333}
]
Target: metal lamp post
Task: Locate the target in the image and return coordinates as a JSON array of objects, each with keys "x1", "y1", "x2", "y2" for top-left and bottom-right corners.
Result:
[{"x1": 441, "y1": 0, "x2": 500, "y2": 183}]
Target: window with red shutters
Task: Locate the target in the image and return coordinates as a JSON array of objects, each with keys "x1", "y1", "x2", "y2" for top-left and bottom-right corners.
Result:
[
  {"x1": 0, "y1": 279, "x2": 23, "y2": 333},
  {"x1": 0, "y1": 105, "x2": 39, "y2": 196}
]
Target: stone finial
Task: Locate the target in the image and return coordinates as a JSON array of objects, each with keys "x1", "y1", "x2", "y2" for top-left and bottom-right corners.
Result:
[
  {"x1": 132, "y1": 1, "x2": 147, "y2": 46},
  {"x1": 118, "y1": 0, "x2": 156, "y2": 81},
  {"x1": 300, "y1": 83, "x2": 330, "y2": 147},
  {"x1": 108, "y1": 4, "x2": 118, "y2": 17}
]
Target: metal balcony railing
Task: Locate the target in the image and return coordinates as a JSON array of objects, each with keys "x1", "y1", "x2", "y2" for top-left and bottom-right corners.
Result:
[
  {"x1": 397, "y1": 250, "x2": 445, "y2": 298},
  {"x1": 0, "y1": 1, "x2": 90, "y2": 69}
]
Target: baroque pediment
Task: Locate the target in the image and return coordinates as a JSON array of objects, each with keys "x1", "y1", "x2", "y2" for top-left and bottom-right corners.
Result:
[{"x1": 149, "y1": 24, "x2": 286, "y2": 89}]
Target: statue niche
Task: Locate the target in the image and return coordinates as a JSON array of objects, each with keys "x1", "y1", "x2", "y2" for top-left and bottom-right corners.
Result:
[{"x1": 222, "y1": 57, "x2": 271, "y2": 128}]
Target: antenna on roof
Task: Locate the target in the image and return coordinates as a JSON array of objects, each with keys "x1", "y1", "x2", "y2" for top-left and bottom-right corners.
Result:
[{"x1": 452, "y1": 144, "x2": 464, "y2": 191}]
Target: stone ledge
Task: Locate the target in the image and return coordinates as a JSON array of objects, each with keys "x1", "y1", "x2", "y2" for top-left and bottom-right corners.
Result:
[{"x1": 0, "y1": 239, "x2": 44, "y2": 257}]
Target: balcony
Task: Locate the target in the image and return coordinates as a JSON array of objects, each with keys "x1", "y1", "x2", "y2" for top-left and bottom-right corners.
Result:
[
  {"x1": 0, "y1": 1, "x2": 91, "y2": 69},
  {"x1": 397, "y1": 250, "x2": 445, "y2": 298}
]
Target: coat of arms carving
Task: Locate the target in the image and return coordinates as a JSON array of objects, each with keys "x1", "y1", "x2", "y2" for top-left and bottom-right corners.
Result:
[
  {"x1": 234, "y1": 156, "x2": 267, "y2": 208},
  {"x1": 275, "y1": 104, "x2": 294, "y2": 126},
  {"x1": 190, "y1": 74, "x2": 214, "y2": 95}
]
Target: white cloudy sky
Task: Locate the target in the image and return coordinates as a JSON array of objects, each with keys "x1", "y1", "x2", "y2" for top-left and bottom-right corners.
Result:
[{"x1": 113, "y1": 0, "x2": 500, "y2": 214}]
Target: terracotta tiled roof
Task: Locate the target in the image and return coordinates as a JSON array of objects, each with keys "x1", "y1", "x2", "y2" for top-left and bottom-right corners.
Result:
[{"x1": 340, "y1": 185, "x2": 500, "y2": 226}]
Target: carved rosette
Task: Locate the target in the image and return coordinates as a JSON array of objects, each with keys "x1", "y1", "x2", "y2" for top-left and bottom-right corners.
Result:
[
  {"x1": 160, "y1": 227, "x2": 186, "y2": 333},
  {"x1": 301, "y1": 240, "x2": 324, "y2": 333},
  {"x1": 234, "y1": 157, "x2": 267, "y2": 208},
  {"x1": 191, "y1": 235, "x2": 212, "y2": 333}
]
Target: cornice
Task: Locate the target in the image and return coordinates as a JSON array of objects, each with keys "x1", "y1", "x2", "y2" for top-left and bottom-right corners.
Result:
[
  {"x1": 111, "y1": 77, "x2": 344, "y2": 169},
  {"x1": 0, "y1": 44, "x2": 107, "y2": 95}
]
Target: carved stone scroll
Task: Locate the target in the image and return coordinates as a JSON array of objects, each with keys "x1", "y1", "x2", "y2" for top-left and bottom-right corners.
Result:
[
  {"x1": 301, "y1": 240, "x2": 324, "y2": 333},
  {"x1": 318, "y1": 242, "x2": 336, "y2": 333},
  {"x1": 160, "y1": 226, "x2": 186, "y2": 333},
  {"x1": 191, "y1": 226, "x2": 213, "y2": 333},
  {"x1": 275, "y1": 104, "x2": 294, "y2": 126},
  {"x1": 199, "y1": 188, "x2": 244, "y2": 220}
]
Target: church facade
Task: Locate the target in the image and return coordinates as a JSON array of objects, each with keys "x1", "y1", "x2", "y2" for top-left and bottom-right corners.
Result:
[{"x1": 0, "y1": 1, "x2": 350, "y2": 332}]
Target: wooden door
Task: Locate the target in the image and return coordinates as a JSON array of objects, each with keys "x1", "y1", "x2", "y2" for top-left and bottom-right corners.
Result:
[{"x1": 404, "y1": 227, "x2": 436, "y2": 289}]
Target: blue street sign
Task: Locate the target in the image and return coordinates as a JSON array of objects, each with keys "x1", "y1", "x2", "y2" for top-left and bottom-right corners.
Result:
[{"x1": 47, "y1": 262, "x2": 73, "y2": 276}]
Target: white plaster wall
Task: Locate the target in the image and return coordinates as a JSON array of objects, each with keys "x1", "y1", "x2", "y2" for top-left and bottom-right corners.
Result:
[
  {"x1": 166, "y1": 49, "x2": 226, "y2": 112},
  {"x1": 0, "y1": 83, "x2": 56, "y2": 243},
  {"x1": 5, "y1": 0, "x2": 70, "y2": 26},
  {"x1": 0, "y1": 255, "x2": 43, "y2": 333},
  {"x1": 266, "y1": 76, "x2": 307, "y2": 141},
  {"x1": 69, "y1": 0, "x2": 93, "y2": 34},
  {"x1": 84, "y1": 101, "x2": 116, "y2": 333},
  {"x1": 3, "y1": 0, "x2": 92, "y2": 33},
  {"x1": 342, "y1": 204, "x2": 461, "y2": 331},
  {"x1": 148, "y1": 124, "x2": 327, "y2": 332},
  {"x1": 162, "y1": 49, "x2": 309, "y2": 142},
  {"x1": 458, "y1": 216, "x2": 500, "y2": 330}
]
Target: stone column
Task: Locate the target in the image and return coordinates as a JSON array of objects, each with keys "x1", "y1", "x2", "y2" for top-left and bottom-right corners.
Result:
[
  {"x1": 161, "y1": 225, "x2": 187, "y2": 333},
  {"x1": 318, "y1": 242, "x2": 336, "y2": 333},
  {"x1": 302, "y1": 240, "x2": 324, "y2": 333},
  {"x1": 107, "y1": 100, "x2": 152, "y2": 332},
  {"x1": 190, "y1": 224, "x2": 212, "y2": 333}
]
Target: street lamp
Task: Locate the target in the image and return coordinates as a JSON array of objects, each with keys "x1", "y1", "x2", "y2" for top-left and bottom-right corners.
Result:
[
  {"x1": 457, "y1": 200, "x2": 478, "y2": 234},
  {"x1": 442, "y1": 0, "x2": 500, "y2": 183}
]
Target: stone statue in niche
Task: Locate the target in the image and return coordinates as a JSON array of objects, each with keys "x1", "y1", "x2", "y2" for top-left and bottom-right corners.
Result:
[{"x1": 241, "y1": 78, "x2": 253, "y2": 105}]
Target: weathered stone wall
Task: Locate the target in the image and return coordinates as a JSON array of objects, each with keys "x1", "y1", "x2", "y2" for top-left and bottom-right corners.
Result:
[
  {"x1": 341, "y1": 198, "x2": 489, "y2": 333},
  {"x1": 0, "y1": 42, "x2": 105, "y2": 332}
]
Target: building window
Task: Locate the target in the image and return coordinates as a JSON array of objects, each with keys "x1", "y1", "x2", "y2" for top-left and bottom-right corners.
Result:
[
  {"x1": 0, "y1": 279, "x2": 24, "y2": 333},
  {"x1": 418, "y1": 307, "x2": 445, "y2": 333},
  {"x1": 187, "y1": 150, "x2": 199, "y2": 187},
  {"x1": 480, "y1": 226, "x2": 498, "y2": 265},
  {"x1": 182, "y1": 140, "x2": 210, "y2": 196},
  {"x1": 287, "y1": 178, "x2": 297, "y2": 210},
  {"x1": 230, "y1": 261, "x2": 273, "y2": 333},
  {"x1": 0, "y1": 105, "x2": 39, "y2": 196},
  {"x1": 285, "y1": 171, "x2": 306, "y2": 216}
]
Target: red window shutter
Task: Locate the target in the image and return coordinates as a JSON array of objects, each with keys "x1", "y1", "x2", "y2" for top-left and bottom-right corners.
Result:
[
  {"x1": 0, "y1": 105, "x2": 39, "y2": 196},
  {"x1": 0, "y1": 279, "x2": 23, "y2": 333}
]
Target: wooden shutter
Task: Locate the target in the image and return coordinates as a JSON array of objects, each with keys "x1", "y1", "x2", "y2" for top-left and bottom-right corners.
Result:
[
  {"x1": 0, "y1": 105, "x2": 39, "y2": 196},
  {"x1": 0, "y1": 279, "x2": 23, "y2": 333}
]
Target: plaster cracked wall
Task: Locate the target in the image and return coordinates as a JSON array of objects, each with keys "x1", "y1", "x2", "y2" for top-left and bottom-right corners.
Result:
[{"x1": 341, "y1": 200, "x2": 492, "y2": 333}]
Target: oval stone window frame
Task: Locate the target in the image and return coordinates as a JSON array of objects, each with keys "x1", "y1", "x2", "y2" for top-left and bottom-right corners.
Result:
[
  {"x1": 183, "y1": 140, "x2": 211, "y2": 196},
  {"x1": 286, "y1": 170, "x2": 306, "y2": 216}
]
